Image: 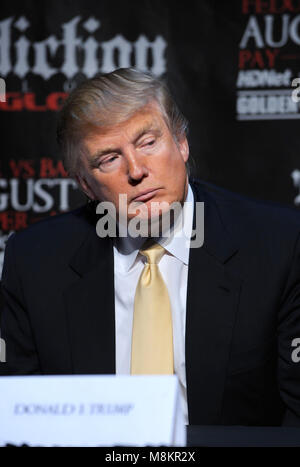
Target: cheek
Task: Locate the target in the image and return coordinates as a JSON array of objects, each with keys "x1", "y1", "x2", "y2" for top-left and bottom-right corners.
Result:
[
  {"x1": 165, "y1": 142, "x2": 186, "y2": 165},
  {"x1": 90, "y1": 173, "x2": 126, "y2": 204},
  {"x1": 163, "y1": 151, "x2": 186, "y2": 180}
]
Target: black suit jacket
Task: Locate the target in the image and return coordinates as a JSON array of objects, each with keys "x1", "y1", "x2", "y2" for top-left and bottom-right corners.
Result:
[{"x1": 1, "y1": 178, "x2": 300, "y2": 427}]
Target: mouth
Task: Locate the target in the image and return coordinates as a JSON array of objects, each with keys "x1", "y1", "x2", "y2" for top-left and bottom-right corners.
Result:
[{"x1": 131, "y1": 188, "x2": 161, "y2": 203}]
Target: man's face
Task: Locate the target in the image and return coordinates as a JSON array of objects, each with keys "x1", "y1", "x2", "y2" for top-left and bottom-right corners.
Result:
[{"x1": 77, "y1": 101, "x2": 189, "y2": 229}]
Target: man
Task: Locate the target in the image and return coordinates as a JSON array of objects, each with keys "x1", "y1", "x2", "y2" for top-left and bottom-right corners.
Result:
[{"x1": 1, "y1": 68, "x2": 300, "y2": 427}]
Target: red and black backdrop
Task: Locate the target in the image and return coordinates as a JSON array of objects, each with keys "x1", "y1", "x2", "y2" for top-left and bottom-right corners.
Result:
[{"x1": 1, "y1": 0, "x2": 300, "y2": 275}]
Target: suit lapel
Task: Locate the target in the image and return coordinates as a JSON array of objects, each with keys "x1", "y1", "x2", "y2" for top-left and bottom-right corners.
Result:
[
  {"x1": 63, "y1": 223, "x2": 116, "y2": 375},
  {"x1": 186, "y1": 181, "x2": 242, "y2": 424}
]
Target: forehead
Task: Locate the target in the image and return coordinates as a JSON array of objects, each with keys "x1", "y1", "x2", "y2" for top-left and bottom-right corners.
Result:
[{"x1": 84, "y1": 102, "x2": 170, "y2": 145}]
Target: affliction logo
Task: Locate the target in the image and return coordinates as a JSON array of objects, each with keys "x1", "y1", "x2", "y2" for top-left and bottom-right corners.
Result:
[{"x1": 0, "y1": 16, "x2": 167, "y2": 80}]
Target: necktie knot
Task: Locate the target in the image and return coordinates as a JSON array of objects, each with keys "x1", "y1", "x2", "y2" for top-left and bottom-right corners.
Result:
[{"x1": 140, "y1": 243, "x2": 165, "y2": 265}]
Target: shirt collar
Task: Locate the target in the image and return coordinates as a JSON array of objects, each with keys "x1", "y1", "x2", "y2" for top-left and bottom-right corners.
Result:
[{"x1": 113, "y1": 183, "x2": 194, "y2": 272}]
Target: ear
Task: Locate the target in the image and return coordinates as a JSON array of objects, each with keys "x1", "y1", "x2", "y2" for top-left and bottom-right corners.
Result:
[
  {"x1": 75, "y1": 173, "x2": 96, "y2": 200},
  {"x1": 178, "y1": 135, "x2": 189, "y2": 163}
]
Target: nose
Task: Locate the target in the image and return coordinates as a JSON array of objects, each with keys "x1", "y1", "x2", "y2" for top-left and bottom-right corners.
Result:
[{"x1": 126, "y1": 149, "x2": 148, "y2": 182}]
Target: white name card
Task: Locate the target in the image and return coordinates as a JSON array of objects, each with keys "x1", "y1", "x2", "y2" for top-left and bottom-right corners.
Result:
[{"x1": 0, "y1": 375, "x2": 186, "y2": 447}]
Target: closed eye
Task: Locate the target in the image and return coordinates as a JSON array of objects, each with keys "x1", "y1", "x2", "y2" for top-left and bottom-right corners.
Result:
[
  {"x1": 100, "y1": 155, "x2": 118, "y2": 165},
  {"x1": 142, "y1": 139, "x2": 156, "y2": 148}
]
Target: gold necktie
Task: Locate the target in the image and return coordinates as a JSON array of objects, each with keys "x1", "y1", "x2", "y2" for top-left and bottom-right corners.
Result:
[{"x1": 131, "y1": 242, "x2": 174, "y2": 374}]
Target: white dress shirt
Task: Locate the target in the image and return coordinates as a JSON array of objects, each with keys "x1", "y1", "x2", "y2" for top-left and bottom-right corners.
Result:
[{"x1": 113, "y1": 183, "x2": 194, "y2": 425}]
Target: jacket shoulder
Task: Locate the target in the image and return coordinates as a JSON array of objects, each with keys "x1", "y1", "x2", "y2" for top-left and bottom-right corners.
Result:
[
  {"x1": 190, "y1": 178, "x2": 300, "y2": 253},
  {"x1": 4, "y1": 204, "x2": 97, "y2": 266},
  {"x1": 191, "y1": 178, "x2": 300, "y2": 228}
]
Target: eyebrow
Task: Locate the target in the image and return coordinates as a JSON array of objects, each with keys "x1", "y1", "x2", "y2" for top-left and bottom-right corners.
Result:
[{"x1": 88, "y1": 122, "x2": 162, "y2": 168}]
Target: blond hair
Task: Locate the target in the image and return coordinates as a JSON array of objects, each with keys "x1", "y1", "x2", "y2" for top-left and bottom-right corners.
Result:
[{"x1": 57, "y1": 67, "x2": 189, "y2": 177}]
